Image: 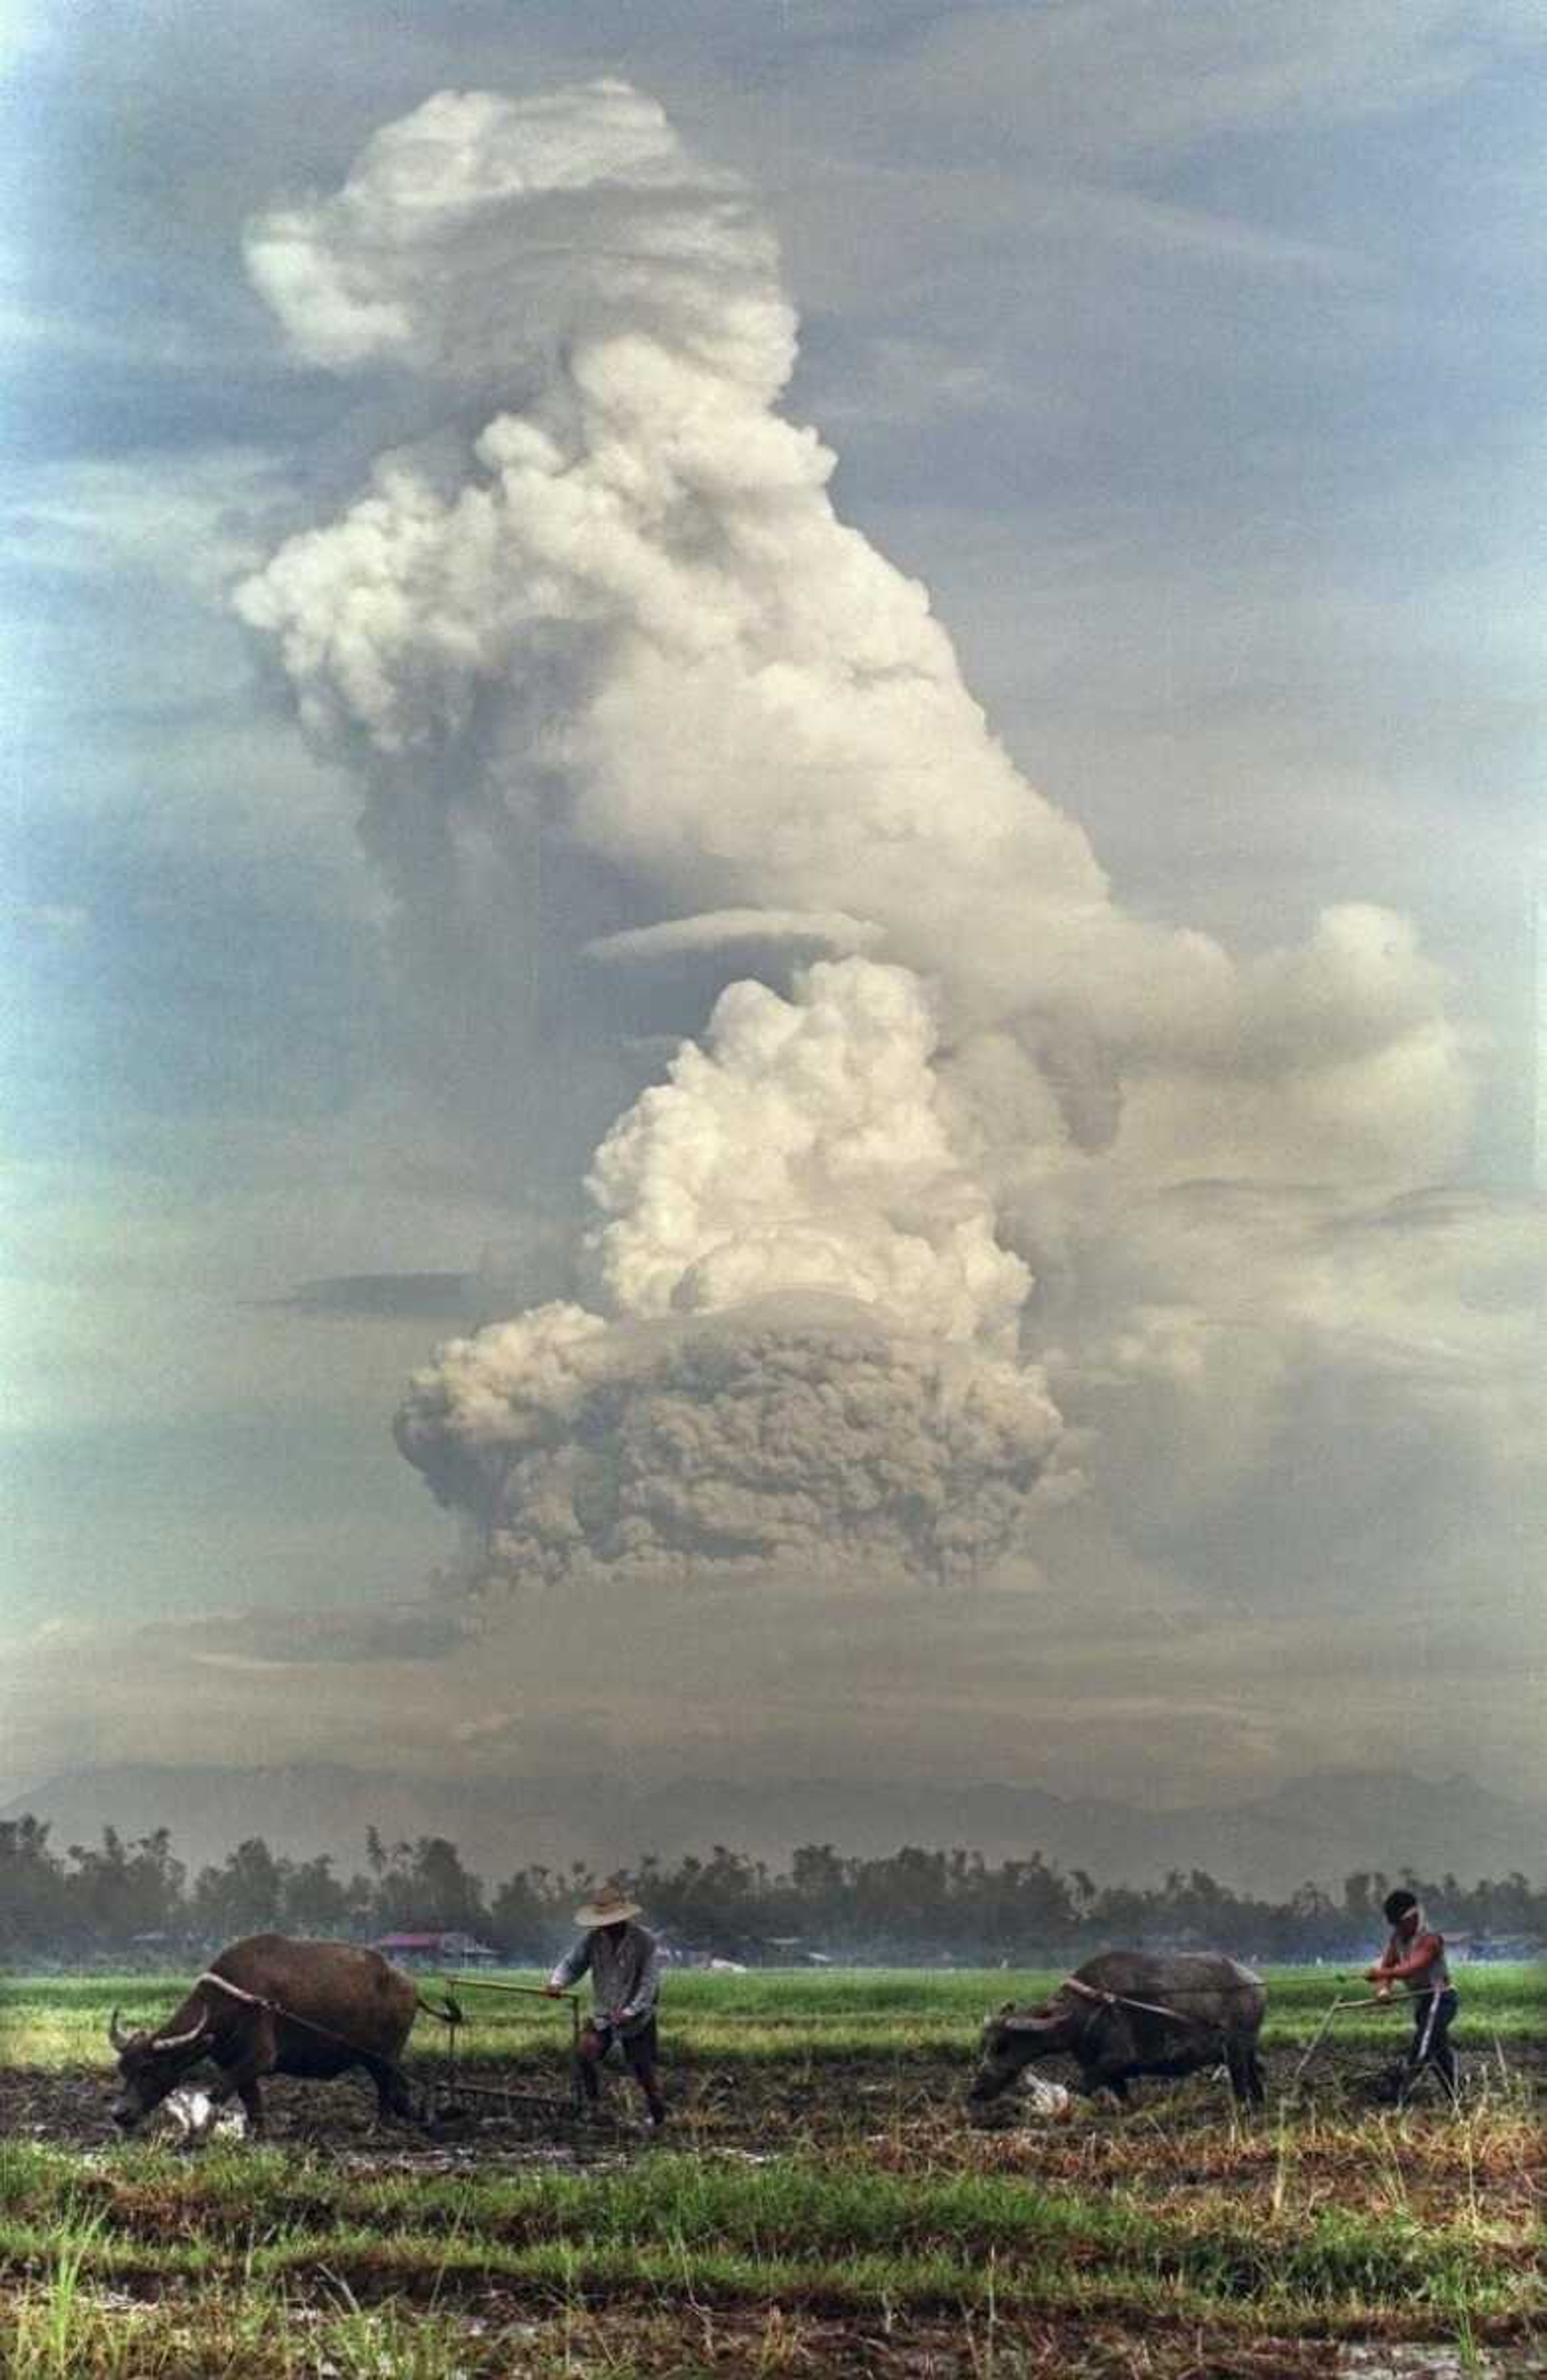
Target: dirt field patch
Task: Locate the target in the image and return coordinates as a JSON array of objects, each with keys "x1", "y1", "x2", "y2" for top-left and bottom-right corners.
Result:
[{"x1": 6, "y1": 2036, "x2": 1539, "y2": 2160}]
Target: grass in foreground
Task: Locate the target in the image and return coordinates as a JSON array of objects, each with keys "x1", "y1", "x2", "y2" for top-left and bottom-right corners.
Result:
[
  {"x1": 0, "y1": 1967, "x2": 1541, "y2": 2377},
  {"x1": 13, "y1": 2277, "x2": 1494, "y2": 2380},
  {"x1": 0, "y1": 2106, "x2": 1540, "y2": 2340}
]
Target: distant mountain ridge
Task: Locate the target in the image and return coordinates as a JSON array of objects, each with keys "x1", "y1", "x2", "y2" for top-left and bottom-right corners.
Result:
[{"x1": 3, "y1": 1764, "x2": 1541, "y2": 1897}]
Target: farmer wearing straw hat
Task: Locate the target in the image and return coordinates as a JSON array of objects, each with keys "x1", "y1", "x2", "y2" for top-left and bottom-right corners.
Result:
[
  {"x1": 545, "y1": 1882, "x2": 666, "y2": 2127},
  {"x1": 1365, "y1": 1888, "x2": 1459, "y2": 2105}
]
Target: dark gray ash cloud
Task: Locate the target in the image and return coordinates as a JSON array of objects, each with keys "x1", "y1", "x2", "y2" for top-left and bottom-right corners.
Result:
[{"x1": 396, "y1": 1293, "x2": 1074, "y2": 1588}]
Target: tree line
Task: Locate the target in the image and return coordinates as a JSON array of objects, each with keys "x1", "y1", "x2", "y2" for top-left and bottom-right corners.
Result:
[{"x1": 1, "y1": 1814, "x2": 1542, "y2": 1966}]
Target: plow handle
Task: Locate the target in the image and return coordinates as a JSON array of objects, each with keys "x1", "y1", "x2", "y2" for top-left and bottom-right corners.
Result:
[{"x1": 442, "y1": 1973, "x2": 579, "y2": 2003}]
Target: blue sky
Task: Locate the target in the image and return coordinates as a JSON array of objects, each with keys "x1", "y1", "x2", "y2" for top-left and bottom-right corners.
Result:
[{"x1": 1, "y1": 1, "x2": 1542, "y2": 1813}]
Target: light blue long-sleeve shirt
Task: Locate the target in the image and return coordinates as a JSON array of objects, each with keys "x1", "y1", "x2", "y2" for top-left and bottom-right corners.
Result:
[{"x1": 549, "y1": 1922, "x2": 661, "y2": 2037}]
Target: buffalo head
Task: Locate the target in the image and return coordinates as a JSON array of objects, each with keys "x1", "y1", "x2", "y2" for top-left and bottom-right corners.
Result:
[
  {"x1": 966, "y1": 1996, "x2": 1080, "y2": 2109},
  {"x1": 108, "y1": 2003, "x2": 214, "y2": 2131}
]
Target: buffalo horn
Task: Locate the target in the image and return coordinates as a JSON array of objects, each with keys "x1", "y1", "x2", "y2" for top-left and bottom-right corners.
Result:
[
  {"x1": 151, "y1": 2009, "x2": 212, "y2": 2052},
  {"x1": 108, "y1": 2007, "x2": 133, "y2": 2051}
]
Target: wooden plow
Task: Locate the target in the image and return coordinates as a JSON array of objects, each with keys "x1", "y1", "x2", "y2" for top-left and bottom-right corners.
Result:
[
  {"x1": 1286, "y1": 1988, "x2": 1466, "y2": 2107},
  {"x1": 1287, "y1": 1991, "x2": 1397, "y2": 2092},
  {"x1": 421, "y1": 1976, "x2": 587, "y2": 2128}
]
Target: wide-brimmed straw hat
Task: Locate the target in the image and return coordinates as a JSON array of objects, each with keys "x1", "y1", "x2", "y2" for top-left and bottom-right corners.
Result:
[{"x1": 574, "y1": 1882, "x2": 643, "y2": 1929}]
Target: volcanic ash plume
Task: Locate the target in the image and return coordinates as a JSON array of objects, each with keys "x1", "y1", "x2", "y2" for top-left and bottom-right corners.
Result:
[
  {"x1": 232, "y1": 79, "x2": 1115, "y2": 1050},
  {"x1": 394, "y1": 958, "x2": 1072, "y2": 1584},
  {"x1": 396, "y1": 1294, "x2": 1070, "y2": 1587},
  {"x1": 236, "y1": 83, "x2": 1471, "y2": 1600}
]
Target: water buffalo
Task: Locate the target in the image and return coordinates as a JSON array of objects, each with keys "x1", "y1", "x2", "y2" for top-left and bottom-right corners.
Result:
[
  {"x1": 968, "y1": 1950, "x2": 1267, "y2": 2113},
  {"x1": 108, "y1": 1933, "x2": 449, "y2": 2135}
]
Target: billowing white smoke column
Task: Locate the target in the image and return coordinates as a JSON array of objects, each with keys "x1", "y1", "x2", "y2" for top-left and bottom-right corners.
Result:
[
  {"x1": 589, "y1": 960, "x2": 1030, "y2": 1346},
  {"x1": 235, "y1": 83, "x2": 1112, "y2": 1043},
  {"x1": 238, "y1": 83, "x2": 1471, "y2": 1594}
]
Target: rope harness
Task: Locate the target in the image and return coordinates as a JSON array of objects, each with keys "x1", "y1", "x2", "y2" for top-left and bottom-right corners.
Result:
[
  {"x1": 185, "y1": 1970, "x2": 584, "y2": 2129},
  {"x1": 1058, "y1": 1975, "x2": 1456, "y2": 2107},
  {"x1": 190, "y1": 1968, "x2": 461, "y2": 2114},
  {"x1": 1062, "y1": 1976, "x2": 1207, "y2": 2027},
  {"x1": 1060, "y1": 1974, "x2": 1259, "y2": 2033}
]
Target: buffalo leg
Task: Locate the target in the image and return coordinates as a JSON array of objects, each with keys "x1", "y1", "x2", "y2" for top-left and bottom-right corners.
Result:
[
  {"x1": 1226, "y1": 2041, "x2": 1265, "y2": 2108},
  {"x1": 212, "y1": 2011, "x2": 275, "y2": 2137},
  {"x1": 207, "y1": 2067, "x2": 266, "y2": 2133},
  {"x1": 210, "y1": 2063, "x2": 268, "y2": 2135},
  {"x1": 368, "y1": 2059, "x2": 417, "y2": 2126}
]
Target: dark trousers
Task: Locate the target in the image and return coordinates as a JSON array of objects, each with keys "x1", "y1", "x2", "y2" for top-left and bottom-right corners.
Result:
[
  {"x1": 578, "y1": 2016, "x2": 664, "y2": 2121},
  {"x1": 1402, "y1": 1988, "x2": 1458, "y2": 2100}
]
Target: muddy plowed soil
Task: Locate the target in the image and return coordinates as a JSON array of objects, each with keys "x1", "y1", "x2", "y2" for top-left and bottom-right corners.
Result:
[{"x1": 6, "y1": 2042, "x2": 1539, "y2": 2165}]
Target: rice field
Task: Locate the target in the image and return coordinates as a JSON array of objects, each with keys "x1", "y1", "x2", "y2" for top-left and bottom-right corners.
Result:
[{"x1": 0, "y1": 1964, "x2": 1541, "y2": 2376}]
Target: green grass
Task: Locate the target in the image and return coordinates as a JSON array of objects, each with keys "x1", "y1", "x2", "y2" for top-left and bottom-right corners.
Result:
[
  {"x1": 6, "y1": 1961, "x2": 1538, "y2": 2069},
  {"x1": 0, "y1": 2139, "x2": 1539, "y2": 2325}
]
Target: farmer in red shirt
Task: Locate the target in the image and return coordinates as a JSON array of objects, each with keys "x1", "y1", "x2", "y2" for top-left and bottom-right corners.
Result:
[{"x1": 1365, "y1": 1888, "x2": 1459, "y2": 2105}]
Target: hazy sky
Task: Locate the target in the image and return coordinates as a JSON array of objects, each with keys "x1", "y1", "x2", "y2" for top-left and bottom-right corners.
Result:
[{"x1": 2, "y1": 0, "x2": 1543, "y2": 1818}]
